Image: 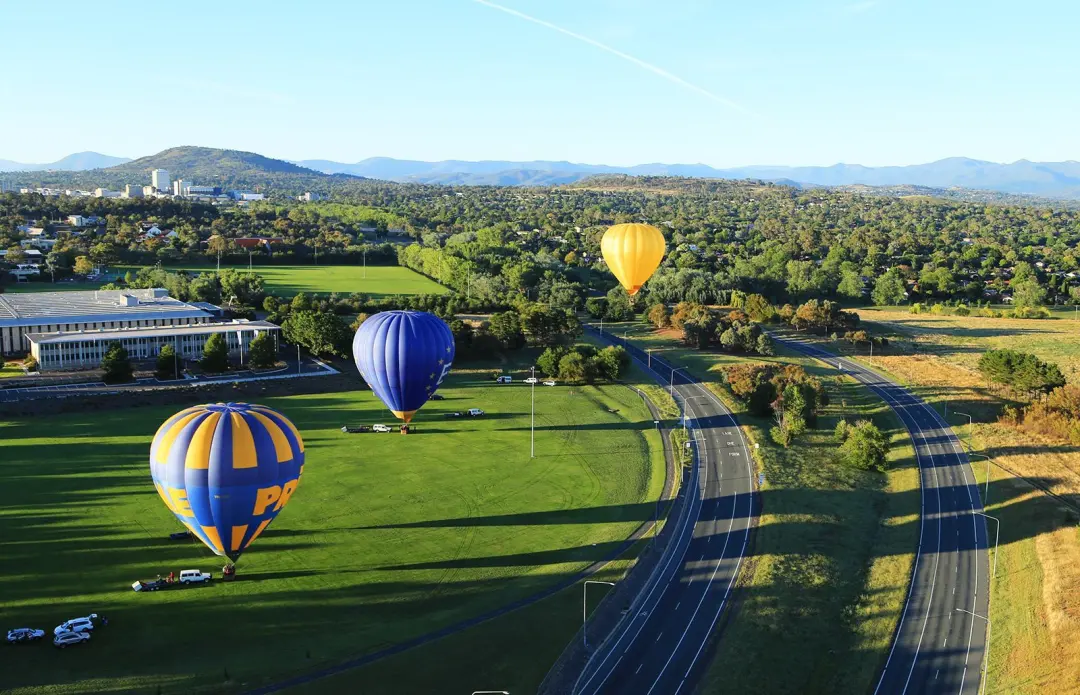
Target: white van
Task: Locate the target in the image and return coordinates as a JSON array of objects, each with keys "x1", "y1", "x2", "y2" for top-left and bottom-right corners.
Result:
[
  {"x1": 179, "y1": 569, "x2": 211, "y2": 584},
  {"x1": 467, "y1": 408, "x2": 485, "y2": 417},
  {"x1": 372, "y1": 424, "x2": 392, "y2": 433},
  {"x1": 496, "y1": 376, "x2": 512, "y2": 384}
]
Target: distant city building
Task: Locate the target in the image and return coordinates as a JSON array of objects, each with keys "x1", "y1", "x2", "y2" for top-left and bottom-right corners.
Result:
[
  {"x1": 298, "y1": 192, "x2": 323, "y2": 202},
  {"x1": 27, "y1": 319, "x2": 279, "y2": 372},
  {"x1": 229, "y1": 190, "x2": 264, "y2": 202},
  {"x1": 0, "y1": 288, "x2": 215, "y2": 355},
  {"x1": 185, "y1": 185, "x2": 218, "y2": 196},
  {"x1": 151, "y1": 169, "x2": 170, "y2": 193},
  {"x1": 142, "y1": 185, "x2": 156, "y2": 197},
  {"x1": 124, "y1": 184, "x2": 144, "y2": 198},
  {"x1": 172, "y1": 179, "x2": 190, "y2": 196},
  {"x1": 94, "y1": 188, "x2": 122, "y2": 198}
]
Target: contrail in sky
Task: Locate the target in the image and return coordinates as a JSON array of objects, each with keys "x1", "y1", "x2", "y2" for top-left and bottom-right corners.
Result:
[{"x1": 472, "y1": 0, "x2": 748, "y2": 114}]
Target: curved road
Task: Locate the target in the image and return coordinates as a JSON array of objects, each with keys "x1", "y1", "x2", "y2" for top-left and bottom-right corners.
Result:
[
  {"x1": 576, "y1": 326, "x2": 758, "y2": 695},
  {"x1": 779, "y1": 337, "x2": 989, "y2": 695}
]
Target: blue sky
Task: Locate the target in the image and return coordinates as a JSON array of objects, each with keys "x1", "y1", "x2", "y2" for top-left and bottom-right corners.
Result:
[{"x1": 1, "y1": 0, "x2": 1076, "y2": 166}]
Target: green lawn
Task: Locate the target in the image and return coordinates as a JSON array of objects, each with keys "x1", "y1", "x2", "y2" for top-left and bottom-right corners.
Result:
[
  {"x1": 4, "y1": 265, "x2": 447, "y2": 299},
  {"x1": 0, "y1": 369, "x2": 662, "y2": 694},
  {"x1": 605, "y1": 321, "x2": 920, "y2": 694},
  {"x1": 0, "y1": 363, "x2": 25, "y2": 378}
]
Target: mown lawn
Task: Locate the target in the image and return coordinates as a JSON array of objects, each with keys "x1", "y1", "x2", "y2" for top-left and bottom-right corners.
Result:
[
  {"x1": 604, "y1": 320, "x2": 920, "y2": 694},
  {"x1": 0, "y1": 368, "x2": 661, "y2": 694}
]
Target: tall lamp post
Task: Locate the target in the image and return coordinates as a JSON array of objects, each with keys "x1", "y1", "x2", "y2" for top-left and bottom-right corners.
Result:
[
  {"x1": 530, "y1": 366, "x2": 536, "y2": 459},
  {"x1": 955, "y1": 410, "x2": 975, "y2": 451},
  {"x1": 583, "y1": 580, "x2": 615, "y2": 649},
  {"x1": 670, "y1": 366, "x2": 686, "y2": 398},
  {"x1": 956, "y1": 608, "x2": 991, "y2": 695},
  {"x1": 968, "y1": 452, "x2": 993, "y2": 506},
  {"x1": 973, "y1": 511, "x2": 1000, "y2": 578}
]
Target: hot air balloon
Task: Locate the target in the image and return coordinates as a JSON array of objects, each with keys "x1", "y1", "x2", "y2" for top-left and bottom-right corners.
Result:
[
  {"x1": 600, "y1": 223, "x2": 666, "y2": 296},
  {"x1": 351, "y1": 310, "x2": 455, "y2": 424},
  {"x1": 149, "y1": 402, "x2": 304, "y2": 564}
]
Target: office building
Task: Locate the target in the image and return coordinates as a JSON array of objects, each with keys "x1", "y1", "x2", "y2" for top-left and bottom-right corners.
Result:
[
  {"x1": 151, "y1": 169, "x2": 170, "y2": 193},
  {"x1": 124, "y1": 184, "x2": 144, "y2": 198},
  {"x1": 0, "y1": 288, "x2": 215, "y2": 354}
]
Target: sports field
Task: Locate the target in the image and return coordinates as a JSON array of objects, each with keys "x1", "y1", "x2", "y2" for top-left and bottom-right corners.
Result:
[
  {"x1": 0, "y1": 370, "x2": 662, "y2": 694},
  {"x1": 3, "y1": 265, "x2": 447, "y2": 298}
]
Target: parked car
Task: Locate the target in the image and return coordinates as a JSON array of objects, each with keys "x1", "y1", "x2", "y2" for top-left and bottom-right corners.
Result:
[
  {"x1": 53, "y1": 631, "x2": 90, "y2": 649},
  {"x1": 467, "y1": 408, "x2": 485, "y2": 417},
  {"x1": 443, "y1": 411, "x2": 463, "y2": 418},
  {"x1": 524, "y1": 377, "x2": 538, "y2": 384},
  {"x1": 372, "y1": 424, "x2": 392, "y2": 433},
  {"x1": 495, "y1": 375, "x2": 512, "y2": 384},
  {"x1": 544, "y1": 380, "x2": 556, "y2": 386},
  {"x1": 6, "y1": 628, "x2": 45, "y2": 644},
  {"x1": 430, "y1": 393, "x2": 445, "y2": 400},
  {"x1": 341, "y1": 425, "x2": 370, "y2": 433},
  {"x1": 179, "y1": 569, "x2": 211, "y2": 584},
  {"x1": 54, "y1": 615, "x2": 97, "y2": 636}
]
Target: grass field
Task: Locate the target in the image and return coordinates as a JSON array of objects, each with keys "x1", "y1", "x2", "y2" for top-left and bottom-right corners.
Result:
[
  {"x1": 815, "y1": 309, "x2": 1080, "y2": 694},
  {"x1": 0, "y1": 368, "x2": 664, "y2": 694},
  {"x1": 3, "y1": 265, "x2": 447, "y2": 298},
  {"x1": 602, "y1": 322, "x2": 919, "y2": 694},
  {"x1": 0, "y1": 363, "x2": 24, "y2": 378}
]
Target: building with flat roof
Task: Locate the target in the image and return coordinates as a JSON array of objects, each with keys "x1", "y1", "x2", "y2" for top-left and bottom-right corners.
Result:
[
  {"x1": 0, "y1": 288, "x2": 214, "y2": 354},
  {"x1": 27, "y1": 320, "x2": 280, "y2": 372},
  {"x1": 152, "y1": 169, "x2": 170, "y2": 193}
]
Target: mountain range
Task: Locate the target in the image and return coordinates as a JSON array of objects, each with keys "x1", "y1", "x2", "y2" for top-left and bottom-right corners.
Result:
[{"x1": 6, "y1": 147, "x2": 1080, "y2": 199}]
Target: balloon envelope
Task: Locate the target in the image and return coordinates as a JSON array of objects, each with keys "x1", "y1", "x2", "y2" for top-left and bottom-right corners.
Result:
[
  {"x1": 352, "y1": 310, "x2": 455, "y2": 423},
  {"x1": 149, "y1": 402, "x2": 305, "y2": 562},
  {"x1": 600, "y1": 223, "x2": 666, "y2": 296}
]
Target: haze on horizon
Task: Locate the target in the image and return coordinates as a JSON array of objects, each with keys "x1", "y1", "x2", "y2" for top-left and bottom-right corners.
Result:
[{"x1": 1, "y1": 0, "x2": 1077, "y2": 168}]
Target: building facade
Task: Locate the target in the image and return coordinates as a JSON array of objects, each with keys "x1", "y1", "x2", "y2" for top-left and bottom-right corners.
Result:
[
  {"x1": 151, "y1": 169, "x2": 171, "y2": 193},
  {"x1": 0, "y1": 289, "x2": 214, "y2": 354},
  {"x1": 27, "y1": 320, "x2": 280, "y2": 372}
]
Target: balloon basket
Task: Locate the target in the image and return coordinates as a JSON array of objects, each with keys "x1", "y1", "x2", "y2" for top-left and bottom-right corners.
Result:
[{"x1": 222, "y1": 564, "x2": 237, "y2": 582}]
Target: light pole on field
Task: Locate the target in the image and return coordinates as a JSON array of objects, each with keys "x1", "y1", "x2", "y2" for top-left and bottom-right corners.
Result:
[
  {"x1": 647, "y1": 348, "x2": 652, "y2": 370},
  {"x1": 955, "y1": 411, "x2": 974, "y2": 451},
  {"x1": 968, "y1": 452, "x2": 993, "y2": 506},
  {"x1": 583, "y1": 580, "x2": 615, "y2": 649},
  {"x1": 973, "y1": 511, "x2": 1000, "y2": 578},
  {"x1": 530, "y1": 365, "x2": 536, "y2": 459},
  {"x1": 956, "y1": 608, "x2": 991, "y2": 695}
]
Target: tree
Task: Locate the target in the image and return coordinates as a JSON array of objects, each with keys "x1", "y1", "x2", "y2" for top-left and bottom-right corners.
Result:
[
  {"x1": 647, "y1": 303, "x2": 671, "y2": 328},
  {"x1": 537, "y1": 346, "x2": 567, "y2": 376},
  {"x1": 743, "y1": 294, "x2": 775, "y2": 322},
  {"x1": 718, "y1": 327, "x2": 738, "y2": 351},
  {"x1": 201, "y1": 333, "x2": 230, "y2": 373},
  {"x1": 872, "y1": 268, "x2": 907, "y2": 306},
  {"x1": 283, "y1": 311, "x2": 351, "y2": 357},
  {"x1": 155, "y1": 344, "x2": 179, "y2": 380},
  {"x1": 247, "y1": 332, "x2": 278, "y2": 369},
  {"x1": 73, "y1": 255, "x2": 94, "y2": 276},
  {"x1": 593, "y1": 345, "x2": 629, "y2": 380},
  {"x1": 189, "y1": 273, "x2": 221, "y2": 303},
  {"x1": 1011, "y1": 278, "x2": 1046, "y2": 308},
  {"x1": 837, "y1": 269, "x2": 864, "y2": 299},
  {"x1": 89, "y1": 242, "x2": 118, "y2": 267},
  {"x1": 839, "y1": 420, "x2": 890, "y2": 471},
  {"x1": 585, "y1": 297, "x2": 608, "y2": 319},
  {"x1": 4, "y1": 245, "x2": 26, "y2": 265},
  {"x1": 755, "y1": 333, "x2": 775, "y2": 356},
  {"x1": 101, "y1": 342, "x2": 134, "y2": 384},
  {"x1": 604, "y1": 286, "x2": 633, "y2": 321},
  {"x1": 488, "y1": 311, "x2": 525, "y2": 349},
  {"x1": 558, "y1": 350, "x2": 597, "y2": 383},
  {"x1": 219, "y1": 269, "x2": 266, "y2": 306}
]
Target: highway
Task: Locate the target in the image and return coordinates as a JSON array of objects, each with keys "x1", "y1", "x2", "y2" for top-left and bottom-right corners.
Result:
[
  {"x1": 576, "y1": 326, "x2": 757, "y2": 695},
  {"x1": 778, "y1": 337, "x2": 990, "y2": 695}
]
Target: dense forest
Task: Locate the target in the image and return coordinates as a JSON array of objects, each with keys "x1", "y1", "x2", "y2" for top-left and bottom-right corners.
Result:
[{"x1": 5, "y1": 175, "x2": 1080, "y2": 310}]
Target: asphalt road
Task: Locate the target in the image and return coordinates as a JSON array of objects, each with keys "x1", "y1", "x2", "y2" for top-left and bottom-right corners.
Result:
[
  {"x1": 779, "y1": 337, "x2": 990, "y2": 695},
  {"x1": 575, "y1": 326, "x2": 757, "y2": 695}
]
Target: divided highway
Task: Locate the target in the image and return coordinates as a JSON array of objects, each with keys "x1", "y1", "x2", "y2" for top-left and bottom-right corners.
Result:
[
  {"x1": 779, "y1": 337, "x2": 990, "y2": 695},
  {"x1": 577, "y1": 326, "x2": 758, "y2": 695}
]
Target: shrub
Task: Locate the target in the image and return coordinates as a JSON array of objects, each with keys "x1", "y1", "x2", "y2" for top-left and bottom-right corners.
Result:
[
  {"x1": 839, "y1": 420, "x2": 889, "y2": 471},
  {"x1": 201, "y1": 333, "x2": 230, "y2": 373},
  {"x1": 247, "y1": 332, "x2": 278, "y2": 369},
  {"x1": 155, "y1": 344, "x2": 179, "y2": 380},
  {"x1": 101, "y1": 342, "x2": 134, "y2": 384}
]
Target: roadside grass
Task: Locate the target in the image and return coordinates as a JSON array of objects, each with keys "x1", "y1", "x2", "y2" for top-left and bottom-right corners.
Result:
[
  {"x1": 601, "y1": 321, "x2": 919, "y2": 694},
  {"x1": 0, "y1": 368, "x2": 661, "y2": 694},
  {"x1": 0, "y1": 363, "x2": 25, "y2": 378},
  {"x1": 794, "y1": 309, "x2": 1080, "y2": 694}
]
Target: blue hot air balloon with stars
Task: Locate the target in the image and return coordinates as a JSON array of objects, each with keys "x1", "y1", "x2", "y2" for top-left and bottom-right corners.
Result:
[
  {"x1": 351, "y1": 310, "x2": 455, "y2": 424},
  {"x1": 149, "y1": 402, "x2": 305, "y2": 563}
]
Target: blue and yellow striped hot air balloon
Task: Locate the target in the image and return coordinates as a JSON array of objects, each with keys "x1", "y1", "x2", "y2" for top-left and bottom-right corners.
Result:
[{"x1": 149, "y1": 402, "x2": 305, "y2": 563}]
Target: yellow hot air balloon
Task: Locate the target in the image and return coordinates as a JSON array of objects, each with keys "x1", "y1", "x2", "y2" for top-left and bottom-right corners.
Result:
[{"x1": 601, "y1": 223, "x2": 666, "y2": 296}]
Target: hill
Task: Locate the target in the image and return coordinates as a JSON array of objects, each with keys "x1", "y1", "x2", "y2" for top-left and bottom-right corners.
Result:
[
  {"x1": 110, "y1": 146, "x2": 320, "y2": 179},
  {"x1": 0, "y1": 151, "x2": 130, "y2": 172}
]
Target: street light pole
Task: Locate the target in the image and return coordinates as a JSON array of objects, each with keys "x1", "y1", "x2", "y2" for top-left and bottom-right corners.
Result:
[
  {"x1": 647, "y1": 348, "x2": 652, "y2": 370},
  {"x1": 955, "y1": 608, "x2": 991, "y2": 695},
  {"x1": 955, "y1": 411, "x2": 975, "y2": 451},
  {"x1": 968, "y1": 452, "x2": 993, "y2": 506},
  {"x1": 297, "y1": 344, "x2": 301, "y2": 375},
  {"x1": 973, "y1": 511, "x2": 1000, "y2": 579},
  {"x1": 583, "y1": 580, "x2": 615, "y2": 649},
  {"x1": 530, "y1": 366, "x2": 536, "y2": 459},
  {"x1": 670, "y1": 366, "x2": 686, "y2": 398}
]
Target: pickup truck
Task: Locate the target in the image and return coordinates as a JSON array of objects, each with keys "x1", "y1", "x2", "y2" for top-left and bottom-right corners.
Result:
[{"x1": 179, "y1": 569, "x2": 212, "y2": 584}]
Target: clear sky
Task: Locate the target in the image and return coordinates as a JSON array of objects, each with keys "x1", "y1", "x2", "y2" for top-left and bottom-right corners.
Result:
[{"x1": 1, "y1": 0, "x2": 1076, "y2": 167}]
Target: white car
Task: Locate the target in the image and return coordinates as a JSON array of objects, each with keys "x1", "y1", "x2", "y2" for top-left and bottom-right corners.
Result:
[
  {"x1": 6, "y1": 628, "x2": 45, "y2": 644},
  {"x1": 53, "y1": 631, "x2": 90, "y2": 648},
  {"x1": 467, "y1": 408, "x2": 485, "y2": 417},
  {"x1": 54, "y1": 615, "x2": 97, "y2": 636},
  {"x1": 372, "y1": 424, "x2": 392, "y2": 433},
  {"x1": 179, "y1": 569, "x2": 212, "y2": 584},
  {"x1": 496, "y1": 375, "x2": 512, "y2": 383},
  {"x1": 544, "y1": 380, "x2": 556, "y2": 386},
  {"x1": 524, "y1": 377, "x2": 538, "y2": 384}
]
